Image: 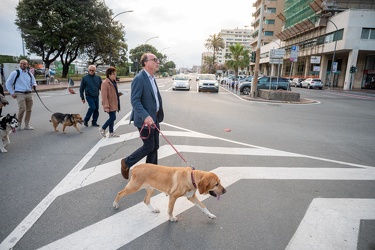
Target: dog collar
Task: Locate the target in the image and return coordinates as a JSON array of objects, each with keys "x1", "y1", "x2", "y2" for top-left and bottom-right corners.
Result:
[{"x1": 191, "y1": 170, "x2": 197, "y2": 189}]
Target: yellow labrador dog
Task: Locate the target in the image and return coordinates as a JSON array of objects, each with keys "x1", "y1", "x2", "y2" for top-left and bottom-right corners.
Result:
[{"x1": 113, "y1": 163, "x2": 226, "y2": 222}]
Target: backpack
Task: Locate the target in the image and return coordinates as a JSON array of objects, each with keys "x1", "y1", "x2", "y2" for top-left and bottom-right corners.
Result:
[{"x1": 13, "y1": 69, "x2": 33, "y2": 88}]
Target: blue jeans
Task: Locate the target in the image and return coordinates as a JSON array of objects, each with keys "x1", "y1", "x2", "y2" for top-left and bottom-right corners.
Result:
[
  {"x1": 84, "y1": 96, "x2": 99, "y2": 124},
  {"x1": 125, "y1": 122, "x2": 160, "y2": 168},
  {"x1": 102, "y1": 111, "x2": 116, "y2": 133}
]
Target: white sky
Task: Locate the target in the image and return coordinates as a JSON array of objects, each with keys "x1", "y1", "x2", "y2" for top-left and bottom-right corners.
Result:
[{"x1": 0, "y1": 0, "x2": 255, "y2": 68}]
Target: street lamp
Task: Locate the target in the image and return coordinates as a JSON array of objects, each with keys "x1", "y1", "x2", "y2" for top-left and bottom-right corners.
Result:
[
  {"x1": 160, "y1": 47, "x2": 170, "y2": 53},
  {"x1": 111, "y1": 10, "x2": 133, "y2": 22},
  {"x1": 326, "y1": 19, "x2": 338, "y2": 89},
  {"x1": 167, "y1": 53, "x2": 176, "y2": 61},
  {"x1": 109, "y1": 10, "x2": 133, "y2": 66},
  {"x1": 144, "y1": 36, "x2": 159, "y2": 45}
]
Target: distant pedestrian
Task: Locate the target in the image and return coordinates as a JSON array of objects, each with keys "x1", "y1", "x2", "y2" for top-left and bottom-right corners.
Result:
[
  {"x1": 120, "y1": 53, "x2": 164, "y2": 179},
  {"x1": 5, "y1": 59, "x2": 37, "y2": 130},
  {"x1": 29, "y1": 66, "x2": 35, "y2": 76},
  {"x1": 0, "y1": 83, "x2": 6, "y2": 116},
  {"x1": 79, "y1": 65, "x2": 102, "y2": 127},
  {"x1": 0, "y1": 64, "x2": 5, "y2": 85},
  {"x1": 99, "y1": 66, "x2": 122, "y2": 138}
]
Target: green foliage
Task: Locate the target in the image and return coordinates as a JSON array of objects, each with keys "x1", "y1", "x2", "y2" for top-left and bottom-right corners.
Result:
[
  {"x1": 204, "y1": 34, "x2": 224, "y2": 74},
  {"x1": 15, "y1": 0, "x2": 128, "y2": 78},
  {"x1": 225, "y1": 43, "x2": 250, "y2": 76},
  {"x1": 0, "y1": 55, "x2": 21, "y2": 64},
  {"x1": 129, "y1": 45, "x2": 159, "y2": 73}
]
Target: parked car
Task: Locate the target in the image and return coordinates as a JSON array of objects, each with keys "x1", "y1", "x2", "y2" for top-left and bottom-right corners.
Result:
[
  {"x1": 364, "y1": 79, "x2": 375, "y2": 89},
  {"x1": 292, "y1": 77, "x2": 305, "y2": 87},
  {"x1": 172, "y1": 74, "x2": 191, "y2": 91},
  {"x1": 301, "y1": 78, "x2": 323, "y2": 89},
  {"x1": 197, "y1": 74, "x2": 219, "y2": 93},
  {"x1": 239, "y1": 76, "x2": 253, "y2": 83},
  {"x1": 239, "y1": 76, "x2": 290, "y2": 95}
]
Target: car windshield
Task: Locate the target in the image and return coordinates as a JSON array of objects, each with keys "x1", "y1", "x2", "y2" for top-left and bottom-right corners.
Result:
[
  {"x1": 200, "y1": 75, "x2": 216, "y2": 80},
  {"x1": 175, "y1": 76, "x2": 189, "y2": 80}
]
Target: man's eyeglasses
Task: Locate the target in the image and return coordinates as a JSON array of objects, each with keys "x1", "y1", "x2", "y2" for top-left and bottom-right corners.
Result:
[
  {"x1": 147, "y1": 58, "x2": 159, "y2": 63},
  {"x1": 88, "y1": 69, "x2": 95, "y2": 72}
]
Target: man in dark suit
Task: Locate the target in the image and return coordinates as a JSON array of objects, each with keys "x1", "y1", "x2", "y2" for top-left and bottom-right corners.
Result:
[{"x1": 121, "y1": 53, "x2": 164, "y2": 179}]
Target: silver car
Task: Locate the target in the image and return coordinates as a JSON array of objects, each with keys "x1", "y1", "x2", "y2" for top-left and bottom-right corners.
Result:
[
  {"x1": 301, "y1": 78, "x2": 323, "y2": 89},
  {"x1": 172, "y1": 75, "x2": 191, "y2": 91}
]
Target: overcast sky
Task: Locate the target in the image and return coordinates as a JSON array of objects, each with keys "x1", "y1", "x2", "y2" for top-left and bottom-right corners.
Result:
[{"x1": 0, "y1": 0, "x2": 255, "y2": 68}]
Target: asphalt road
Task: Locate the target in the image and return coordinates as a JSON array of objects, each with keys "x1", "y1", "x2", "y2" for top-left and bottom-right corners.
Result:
[{"x1": 1, "y1": 77, "x2": 374, "y2": 249}]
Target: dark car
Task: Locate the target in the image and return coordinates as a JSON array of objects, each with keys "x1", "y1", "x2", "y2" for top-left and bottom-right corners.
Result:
[
  {"x1": 239, "y1": 76, "x2": 290, "y2": 95},
  {"x1": 239, "y1": 76, "x2": 253, "y2": 83}
]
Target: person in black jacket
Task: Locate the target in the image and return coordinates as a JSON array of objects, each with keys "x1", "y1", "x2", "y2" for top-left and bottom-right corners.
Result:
[
  {"x1": 79, "y1": 65, "x2": 102, "y2": 127},
  {"x1": 0, "y1": 83, "x2": 5, "y2": 116}
]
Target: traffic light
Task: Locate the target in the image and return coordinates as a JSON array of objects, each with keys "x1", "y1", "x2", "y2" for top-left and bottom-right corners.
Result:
[
  {"x1": 251, "y1": 51, "x2": 256, "y2": 63},
  {"x1": 350, "y1": 66, "x2": 357, "y2": 73}
]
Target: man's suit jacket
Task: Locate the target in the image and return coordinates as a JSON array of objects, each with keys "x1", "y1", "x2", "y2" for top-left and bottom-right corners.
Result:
[{"x1": 130, "y1": 69, "x2": 164, "y2": 128}]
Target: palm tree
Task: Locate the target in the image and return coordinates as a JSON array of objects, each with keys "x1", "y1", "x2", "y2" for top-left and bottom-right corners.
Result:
[
  {"x1": 204, "y1": 34, "x2": 224, "y2": 74},
  {"x1": 225, "y1": 43, "x2": 250, "y2": 77}
]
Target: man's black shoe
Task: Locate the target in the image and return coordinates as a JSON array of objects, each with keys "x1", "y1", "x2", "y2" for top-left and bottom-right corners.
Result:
[
  {"x1": 121, "y1": 159, "x2": 130, "y2": 179},
  {"x1": 92, "y1": 123, "x2": 100, "y2": 127},
  {"x1": 84, "y1": 121, "x2": 88, "y2": 127}
]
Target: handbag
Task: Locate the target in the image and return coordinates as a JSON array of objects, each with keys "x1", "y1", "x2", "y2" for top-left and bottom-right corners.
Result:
[{"x1": 0, "y1": 93, "x2": 9, "y2": 108}]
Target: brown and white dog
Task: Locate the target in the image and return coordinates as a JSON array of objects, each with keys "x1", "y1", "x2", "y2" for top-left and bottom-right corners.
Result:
[
  {"x1": 0, "y1": 114, "x2": 19, "y2": 153},
  {"x1": 50, "y1": 112, "x2": 84, "y2": 134},
  {"x1": 113, "y1": 163, "x2": 226, "y2": 222}
]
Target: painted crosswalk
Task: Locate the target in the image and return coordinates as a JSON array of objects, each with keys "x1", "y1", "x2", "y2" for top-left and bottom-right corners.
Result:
[{"x1": 1, "y1": 116, "x2": 374, "y2": 249}]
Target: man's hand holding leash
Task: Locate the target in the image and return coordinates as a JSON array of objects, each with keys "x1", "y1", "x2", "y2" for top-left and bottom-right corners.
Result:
[{"x1": 143, "y1": 116, "x2": 154, "y2": 127}]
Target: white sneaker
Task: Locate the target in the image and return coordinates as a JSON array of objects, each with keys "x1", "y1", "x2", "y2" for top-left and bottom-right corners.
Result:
[
  {"x1": 24, "y1": 125, "x2": 34, "y2": 130},
  {"x1": 109, "y1": 132, "x2": 120, "y2": 138},
  {"x1": 99, "y1": 127, "x2": 106, "y2": 137}
]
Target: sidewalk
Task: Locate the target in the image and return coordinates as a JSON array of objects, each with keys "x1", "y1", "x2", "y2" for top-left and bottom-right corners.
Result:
[
  {"x1": 34, "y1": 78, "x2": 133, "y2": 92},
  {"x1": 1, "y1": 78, "x2": 132, "y2": 94}
]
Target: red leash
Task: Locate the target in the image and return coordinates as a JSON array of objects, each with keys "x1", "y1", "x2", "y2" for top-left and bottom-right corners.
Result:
[{"x1": 139, "y1": 124, "x2": 194, "y2": 170}]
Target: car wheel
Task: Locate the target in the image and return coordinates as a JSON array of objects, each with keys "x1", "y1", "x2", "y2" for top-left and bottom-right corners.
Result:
[
  {"x1": 319, "y1": 87, "x2": 322, "y2": 90},
  {"x1": 243, "y1": 86, "x2": 250, "y2": 95}
]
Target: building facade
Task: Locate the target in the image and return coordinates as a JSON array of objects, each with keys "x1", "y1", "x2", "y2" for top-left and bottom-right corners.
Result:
[
  {"x1": 216, "y1": 28, "x2": 253, "y2": 66},
  {"x1": 251, "y1": 0, "x2": 285, "y2": 48},
  {"x1": 251, "y1": 0, "x2": 375, "y2": 90}
]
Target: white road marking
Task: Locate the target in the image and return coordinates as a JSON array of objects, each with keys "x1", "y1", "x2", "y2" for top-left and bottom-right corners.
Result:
[
  {"x1": 1, "y1": 117, "x2": 374, "y2": 249},
  {"x1": 286, "y1": 198, "x2": 375, "y2": 250},
  {"x1": 39, "y1": 167, "x2": 375, "y2": 249}
]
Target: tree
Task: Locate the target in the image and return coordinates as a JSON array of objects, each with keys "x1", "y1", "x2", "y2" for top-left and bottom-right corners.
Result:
[
  {"x1": 129, "y1": 45, "x2": 159, "y2": 74},
  {"x1": 201, "y1": 55, "x2": 215, "y2": 74},
  {"x1": 82, "y1": 17, "x2": 128, "y2": 67},
  {"x1": 204, "y1": 34, "x2": 224, "y2": 74},
  {"x1": 15, "y1": 0, "x2": 124, "y2": 78},
  {"x1": 225, "y1": 43, "x2": 250, "y2": 77}
]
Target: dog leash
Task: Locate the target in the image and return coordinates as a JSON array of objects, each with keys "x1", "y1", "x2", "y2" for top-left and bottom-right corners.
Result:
[
  {"x1": 139, "y1": 123, "x2": 195, "y2": 170},
  {"x1": 33, "y1": 86, "x2": 54, "y2": 113}
]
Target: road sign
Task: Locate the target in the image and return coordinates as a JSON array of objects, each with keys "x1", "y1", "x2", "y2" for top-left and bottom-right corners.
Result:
[
  {"x1": 270, "y1": 58, "x2": 283, "y2": 64},
  {"x1": 290, "y1": 45, "x2": 299, "y2": 62},
  {"x1": 310, "y1": 56, "x2": 321, "y2": 64},
  {"x1": 270, "y1": 49, "x2": 285, "y2": 59}
]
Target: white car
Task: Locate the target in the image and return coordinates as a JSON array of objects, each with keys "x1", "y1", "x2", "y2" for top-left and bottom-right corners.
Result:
[
  {"x1": 301, "y1": 78, "x2": 324, "y2": 89},
  {"x1": 197, "y1": 74, "x2": 219, "y2": 93},
  {"x1": 172, "y1": 75, "x2": 191, "y2": 91}
]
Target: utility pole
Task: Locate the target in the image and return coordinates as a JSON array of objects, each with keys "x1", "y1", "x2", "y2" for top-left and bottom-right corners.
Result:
[{"x1": 250, "y1": 0, "x2": 265, "y2": 97}]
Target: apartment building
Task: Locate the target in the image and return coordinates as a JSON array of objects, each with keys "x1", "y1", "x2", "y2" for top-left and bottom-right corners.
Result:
[
  {"x1": 216, "y1": 28, "x2": 253, "y2": 66},
  {"x1": 251, "y1": 0, "x2": 284, "y2": 48},
  {"x1": 252, "y1": 0, "x2": 375, "y2": 90}
]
